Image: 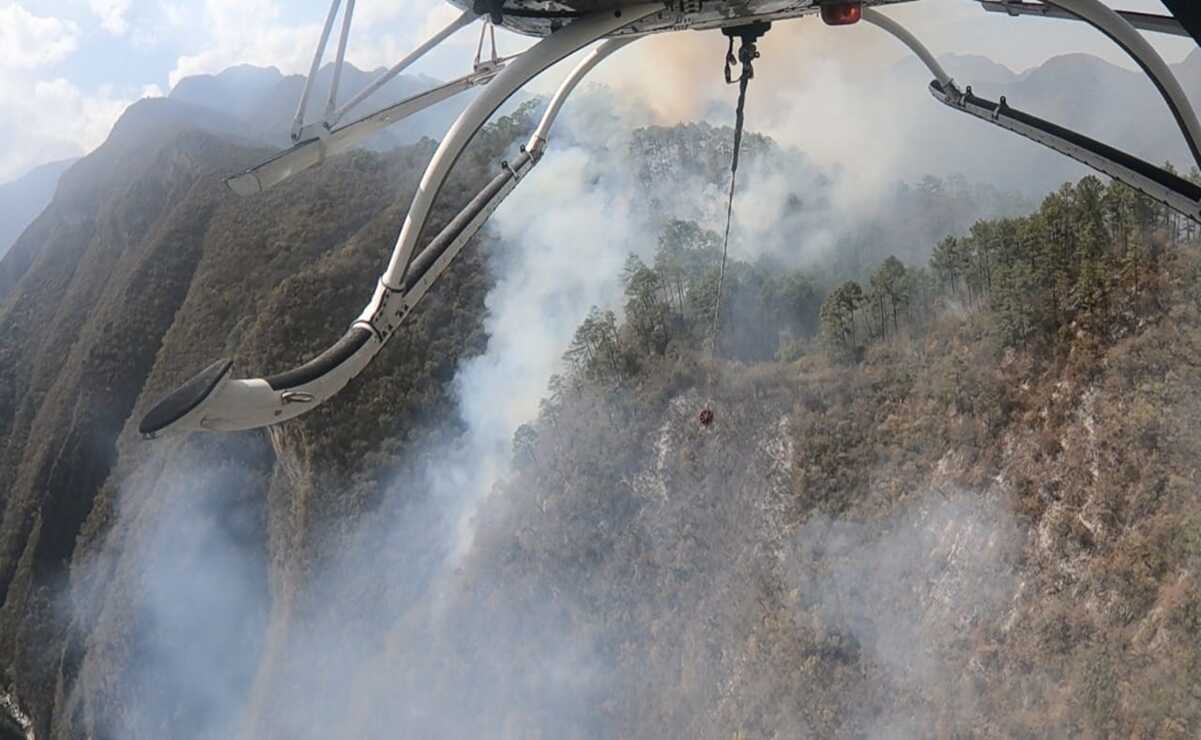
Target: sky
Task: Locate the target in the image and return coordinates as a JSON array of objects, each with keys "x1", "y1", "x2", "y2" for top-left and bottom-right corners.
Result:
[{"x1": 0, "y1": 0, "x2": 1194, "y2": 183}]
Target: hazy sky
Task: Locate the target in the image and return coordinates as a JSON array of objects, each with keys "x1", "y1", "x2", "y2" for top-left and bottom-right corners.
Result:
[{"x1": 0, "y1": 0, "x2": 1194, "y2": 182}]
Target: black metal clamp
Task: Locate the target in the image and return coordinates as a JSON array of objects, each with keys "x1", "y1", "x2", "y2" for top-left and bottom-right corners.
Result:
[{"x1": 722, "y1": 21, "x2": 770, "y2": 84}]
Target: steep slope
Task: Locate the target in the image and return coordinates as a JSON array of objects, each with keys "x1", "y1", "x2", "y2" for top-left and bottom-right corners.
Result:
[
  {"x1": 454, "y1": 195, "x2": 1201, "y2": 736},
  {"x1": 0, "y1": 89, "x2": 524, "y2": 737},
  {"x1": 0, "y1": 159, "x2": 76, "y2": 263},
  {"x1": 0, "y1": 99, "x2": 271, "y2": 735},
  {"x1": 467, "y1": 313, "x2": 1201, "y2": 736},
  {"x1": 0, "y1": 98, "x2": 252, "y2": 305},
  {"x1": 0, "y1": 95, "x2": 1040, "y2": 736}
]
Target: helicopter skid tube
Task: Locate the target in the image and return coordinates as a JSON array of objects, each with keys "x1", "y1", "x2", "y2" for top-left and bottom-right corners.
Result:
[
  {"x1": 930, "y1": 81, "x2": 1201, "y2": 220},
  {"x1": 143, "y1": 153, "x2": 546, "y2": 434},
  {"x1": 862, "y1": 7, "x2": 1201, "y2": 222},
  {"x1": 138, "y1": 20, "x2": 650, "y2": 437}
]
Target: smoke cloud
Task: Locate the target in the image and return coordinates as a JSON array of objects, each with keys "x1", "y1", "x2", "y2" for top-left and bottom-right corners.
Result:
[
  {"x1": 782, "y1": 489, "x2": 1023, "y2": 736},
  {"x1": 590, "y1": 8, "x2": 1199, "y2": 201},
  {"x1": 64, "y1": 45, "x2": 1048, "y2": 738}
]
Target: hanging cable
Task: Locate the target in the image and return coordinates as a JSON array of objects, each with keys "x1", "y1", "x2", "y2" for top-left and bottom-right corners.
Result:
[
  {"x1": 711, "y1": 25, "x2": 767, "y2": 352},
  {"x1": 700, "y1": 23, "x2": 767, "y2": 428}
]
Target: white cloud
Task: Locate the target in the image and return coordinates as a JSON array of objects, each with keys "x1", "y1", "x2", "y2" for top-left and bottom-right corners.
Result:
[
  {"x1": 161, "y1": 1, "x2": 188, "y2": 29},
  {"x1": 0, "y1": 2, "x2": 80, "y2": 69},
  {"x1": 0, "y1": 74, "x2": 150, "y2": 181},
  {"x1": 168, "y1": 0, "x2": 320, "y2": 87},
  {"x1": 89, "y1": 0, "x2": 131, "y2": 35},
  {"x1": 167, "y1": 0, "x2": 480, "y2": 89},
  {"x1": 0, "y1": 3, "x2": 135, "y2": 181},
  {"x1": 346, "y1": 0, "x2": 471, "y2": 71},
  {"x1": 417, "y1": 2, "x2": 468, "y2": 44}
]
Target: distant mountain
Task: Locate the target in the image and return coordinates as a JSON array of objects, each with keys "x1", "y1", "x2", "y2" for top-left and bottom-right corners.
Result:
[
  {"x1": 168, "y1": 61, "x2": 508, "y2": 150},
  {"x1": 1176, "y1": 47, "x2": 1201, "y2": 93},
  {"x1": 0, "y1": 158, "x2": 76, "y2": 262},
  {"x1": 167, "y1": 64, "x2": 293, "y2": 122},
  {"x1": 938, "y1": 53, "x2": 1019, "y2": 86},
  {"x1": 0, "y1": 97, "x2": 256, "y2": 302},
  {"x1": 1010, "y1": 53, "x2": 1166, "y2": 156},
  {"x1": 0, "y1": 60, "x2": 524, "y2": 307}
]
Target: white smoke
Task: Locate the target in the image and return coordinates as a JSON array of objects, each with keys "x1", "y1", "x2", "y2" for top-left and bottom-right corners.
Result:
[
  {"x1": 63, "y1": 51, "x2": 1043, "y2": 739},
  {"x1": 783, "y1": 489, "x2": 1023, "y2": 737},
  {"x1": 223, "y1": 135, "x2": 656, "y2": 738},
  {"x1": 447, "y1": 142, "x2": 642, "y2": 545}
]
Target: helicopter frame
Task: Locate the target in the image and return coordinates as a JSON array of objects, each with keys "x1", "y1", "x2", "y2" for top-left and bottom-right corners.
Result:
[{"x1": 140, "y1": 0, "x2": 1201, "y2": 437}]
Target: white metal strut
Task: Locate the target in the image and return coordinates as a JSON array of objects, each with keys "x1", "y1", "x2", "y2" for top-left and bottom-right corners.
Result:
[{"x1": 140, "y1": 8, "x2": 655, "y2": 436}]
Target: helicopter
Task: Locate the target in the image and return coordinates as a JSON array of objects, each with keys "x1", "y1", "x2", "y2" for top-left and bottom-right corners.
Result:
[{"x1": 139, "y1": 0, "x2": 1201, "y2": 438}]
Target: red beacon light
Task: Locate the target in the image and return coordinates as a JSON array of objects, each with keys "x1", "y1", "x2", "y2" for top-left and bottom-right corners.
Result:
[{"x1": 821, "y1": 2, "x2": 863, "y2": 25}]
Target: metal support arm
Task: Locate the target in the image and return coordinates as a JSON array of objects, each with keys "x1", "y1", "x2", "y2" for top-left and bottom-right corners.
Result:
[
  {"x1": 931, "y1": 82, "x2": 1201, "y2": 218},
  {"x1": 861, "y1": 9, "x2": 956, "y2": 91},
  {"x1": 291, "y1": 6, "x2": 478, "y2": 142},
  {"x1": 292, "y1": 0, "x2": 344, "y2": 141},
  {"x1": 330, "y1": 9, "x2": 478, "y2": 129},
  {"x1": 380, "y1": 6, "x2": 657, "y2": 291},
  {"x1": 325, "y1": 0, "x2": 356, "y2": 122},
  {"x1": 139, "y1": 13, "x2": 652, "y2": 436},
  {"x1": 227, "y1": 65, "x2": 505, "y2": 196}
]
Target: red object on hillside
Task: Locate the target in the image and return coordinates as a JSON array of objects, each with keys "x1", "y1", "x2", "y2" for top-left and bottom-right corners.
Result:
[{"x1": 698, "y1": 408, "x2": 715, "y2": 427}]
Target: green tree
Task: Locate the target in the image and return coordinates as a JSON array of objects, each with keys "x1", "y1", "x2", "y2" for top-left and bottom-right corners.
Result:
[
  {"x1": 653, "y1": 220, "x2": 721, "y2": 313},
  {"x1": 931, "y1": 235, "x2": 964, "y2": 298},
  {"x1": 820, "y1": 281, "x2": 865, "y2": 360},
  {"x1": 622, "y1": 254, "x2": 670, "y2": 353},
  {"x1": 564, "y1": 307, "x2": 624, "y2": 380},
  {"x1": 870, "y1": 256, "x2": 909, "y2": 338}
]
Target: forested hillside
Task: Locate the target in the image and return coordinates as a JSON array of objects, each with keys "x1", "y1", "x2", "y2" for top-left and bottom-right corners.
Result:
[
  {"x1": 1, "y1": 77, "x2": 1199, "y2": 739},
  {"x1": 475, "y1": 174, "x2": 1201, "y2": 737},
  {"x1": 477, "y1": 170, "x2": 1201, "y2": 735}
]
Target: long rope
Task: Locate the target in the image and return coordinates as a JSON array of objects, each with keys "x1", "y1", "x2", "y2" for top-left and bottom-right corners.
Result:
[
  {"x1": 710, "y1": 39, "x2": 754, "y2": 356},
  {"x1": 698, "y1": 37, "x2": 757, "y2": 429}
]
